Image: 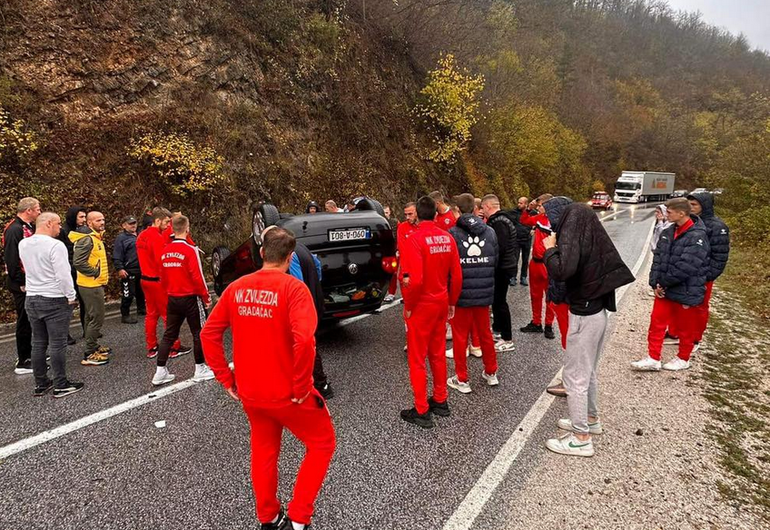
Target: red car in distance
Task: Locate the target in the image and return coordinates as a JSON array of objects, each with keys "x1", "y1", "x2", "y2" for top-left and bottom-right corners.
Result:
[{"x1": 590, "y1": 191, "x2": 614, "y2": 210}]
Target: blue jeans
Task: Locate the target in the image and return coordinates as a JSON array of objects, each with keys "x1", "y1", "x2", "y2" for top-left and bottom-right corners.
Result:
[{"x1": 25, "y1": 296, "x2": 73, "y2": 388}]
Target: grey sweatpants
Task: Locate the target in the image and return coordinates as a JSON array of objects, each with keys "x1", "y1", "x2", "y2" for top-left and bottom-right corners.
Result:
[{"x1": 563, "y1": 310, "x2": 609, "y2": 434}]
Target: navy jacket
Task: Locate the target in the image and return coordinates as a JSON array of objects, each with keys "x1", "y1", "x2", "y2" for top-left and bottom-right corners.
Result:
[
  {"x1": 503, "y1": 208, "x2": 533, "y2": 245},
  {"x1": 449, "y1": 214, "x2": 498, "y2": 307},
  {"x1": 113, "y1": 230, "x2": 141, "y2": 273},
  {"x1": 688, "y1": 193, "x2": 730, "y2": 282},
  {"x1": 650, "y1": 216, "x2": 710, "y2": 306}
]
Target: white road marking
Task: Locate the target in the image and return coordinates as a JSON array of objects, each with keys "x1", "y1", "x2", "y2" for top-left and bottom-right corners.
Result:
[{"x1": 442, "y1": 218, "x2": 655, "y2": 530}]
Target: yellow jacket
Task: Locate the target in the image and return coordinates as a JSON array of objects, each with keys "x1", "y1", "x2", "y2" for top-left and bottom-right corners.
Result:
[{"x1": 69, "y1": 229, "x2": 110, "y2": 287}]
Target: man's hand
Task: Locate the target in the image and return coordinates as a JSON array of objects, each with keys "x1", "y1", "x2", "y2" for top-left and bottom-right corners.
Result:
[
  {"x1": 528, "y1": 200, "x2": 538, "y2": 210},
  {"x1": 225, "y1": 387, "x2": 240, "y2": 402},
  {"x1": 20, "y1": 286, "x2": 25, "y2": 293},
  {"x1": 118, "y1": 269, "x2": 128, "y2": 279},
  {"x1": 68, "y1": 299, "x2": 78, "y2": 306},
  {"x1": 543, "y1": 232, "x2": 557, "y2": 250},
  {"x1": 291, "y1": 391, "x2": 310, "y2": 404},
  {"x1": 654, "y1": 284, "x2": 666, "y2": 298},
  {"x1": 448, "y1": 306, "x2": 455, "y2": 320}
]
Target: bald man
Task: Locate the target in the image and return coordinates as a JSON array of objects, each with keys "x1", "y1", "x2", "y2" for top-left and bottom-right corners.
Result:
[
  {"x1": 508, "y1": 197, "x2": 533, "y2": 287},
  {"x1": 70, "y1": 211, "x2": 112, "y2": 366}
]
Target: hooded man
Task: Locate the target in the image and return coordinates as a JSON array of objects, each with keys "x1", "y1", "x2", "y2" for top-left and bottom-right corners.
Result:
[
  {"x1": 688, "y1": 192, "x2": 729, "y2": 346},
  {"x1": 542, "y1": 199, "x2": 634, "y2": 457},
  {"x1": 306, "y1": 201, "x2": 320, "y2": 214},
  {"x1": 58, "y1": 206, "x2": 88, "y2": 343}
]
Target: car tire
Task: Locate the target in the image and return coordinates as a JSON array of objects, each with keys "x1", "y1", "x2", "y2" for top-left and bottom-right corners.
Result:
[
  {"x1": 211, "y1": 246, "x2": 230, "y2": 293},
  {"x1": 355, "y1": 198, "x2": 385, "y2": 218},
  {"x1": 252, "y1": 203, "x2": 281, "y2": 245}
]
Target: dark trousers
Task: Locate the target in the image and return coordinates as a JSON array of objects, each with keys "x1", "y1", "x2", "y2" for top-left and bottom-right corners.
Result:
[
  {"x1": 157, "y1": 295, "x2": 206, "y2": 367},
  {"x1": 11, "y1": 289, "x2": 32, "y2": 363},
  {"x1": 72, "y1": 270, "x2": 85, "y2": 333},
  {"x1": 492, "y1": 269, "x2": 513, "y2": 341},
  {"x1": 515, "y1": 241, "x2": 531, "y2": 280},
  {"x1": 313, "y1": 344, "x2": 327, "y2": 388},
  {"x1": 120, "y1": 273, "x2": 146, "y2": 316},
  {"x1": 25, "y1": 296, "x2": 72, "y2": 388}
]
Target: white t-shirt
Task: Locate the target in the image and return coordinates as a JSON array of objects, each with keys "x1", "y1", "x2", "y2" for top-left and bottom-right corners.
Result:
[{"x1": 18, "y1": 234, "x2": 77, "y2": 301}]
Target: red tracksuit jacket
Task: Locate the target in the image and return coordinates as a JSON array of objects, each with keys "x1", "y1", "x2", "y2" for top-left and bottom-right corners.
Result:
[
  {"x1": 162, "y1": 225, "x2": 196, "y2": 246},
  {"x1": 160, "y1": 239, "x2": 210, "y2": 305},
  {"x1": 520, "y1": 210, "x2": 550, "y2": 260},
  {"x1": 399, "y1": 222, "x2": 463, "y2": 312},
  {"x1": 136, "y1": 227, "x2": 166, "y2": 279},
  {"x1": 397, "y1": 221, "x2": 418, "y2": 250},
  {"x1": 435, "y1": 209, "x2": 457, "y2": 232},
  {"x1": 200, "y1": 269, "x2": 318, "y2": 407}
]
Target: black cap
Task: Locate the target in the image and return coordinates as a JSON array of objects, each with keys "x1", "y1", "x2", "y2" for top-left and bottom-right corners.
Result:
[{"x1": 123, "y1": 216, "x2": 138, "y2": 224}]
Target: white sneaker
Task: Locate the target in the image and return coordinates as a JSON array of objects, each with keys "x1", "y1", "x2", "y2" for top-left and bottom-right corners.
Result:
[
  {"x1": 152, "y1": 366, "x2": 175, "y2": 386},
  {"x1": 545, "y1": 433, "x2": 595, "y2": 457},
  {"x1": 494, "y1": 340, "x2": 515, "y2": 353},
  {"x1": 193, "y1": 363, "x2": 216, "y2": 382},
  {"x1": 447, "y1": 375, "x2": 472, "y2": 394},
  {"x1": 446, "y1": 327, "x2": 453, "y2": 341},
  {"x1": 692, "y1": 342, "x2": 701, "y2": 353},
  {"x1": 469, "y1": 345, "x2": 482, "y2": 358},
  {"x1": 445, "y1": 348, "x2": 469, "y2": 359},
  {"x1": 383, "y1": 294, "x2": 396, "y2": 303},
  {"x1": 662, "y1": 357, "x2": 690, "y2": 371},
  {"x1": 558, "y1": 418, "x2": 603, "y2": 435},
  {"x1": 630, "y1": 356, "x2": 661, "y2": 371},
  {"x1": 482, "y1": 372, "x2": 499, "y2": 386}
]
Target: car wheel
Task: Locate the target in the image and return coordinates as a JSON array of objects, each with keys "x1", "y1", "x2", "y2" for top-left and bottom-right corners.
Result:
[
  {"x1": 252, "y1": 203, "x2": 281, "y2": 245},
  {"x1": 212, "y1": 246, "x2": 230, "y2": 278},
  {"x1": 355, "y1": 198, "x2": 385, "y2": 217}
]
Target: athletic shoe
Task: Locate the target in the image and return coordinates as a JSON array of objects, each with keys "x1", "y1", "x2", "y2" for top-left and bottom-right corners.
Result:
[
  {"x1": 400, "y1": 407, "x2": 433, "y2": 429},
  {"x1": 692, "y1": 342, "x2": 701, "y2": 353},
  {"x1": 403, "y1": 344, "x2": 408, "y2": 352},
  {"x1": 509, "y1": 277, "x2": 517, "y2": 286},
  {"x1": 192, "y1": 364, "x2": 216, "y2": 382},
  {"x1": 316, "y1": 382, "x2": 334, "y2": 400},
  {"x1": 662, "y1": 357, "x2": 690, "y2": 371},
  {"x1": 494, "y1": 340, "x2": 515, "y2": 353},
  {"x1": 445, "y1": 347, "x2": 469, "y2": 359},
  {"x1": 469, "y1": 345, "x2": 482, "y2": 358},
  {"x1": 445, "y1": 327, "x2": 453, "y2": 341},
  {"x1": 137, "y1": 308, "x2": 147, "y2": 316},
  {"x1": 663, "y1": 332, "x2": 679, "y2": 345},
  {"x1": 447, "y1": 375, "x2": 472, "y2": 394},
  {"x1": 152, "y1": 366, "x2": 176, "y2": 386},
  {"x1": 121, "y1": 315, "x2": 138, "y2": 324},
  {"x1": 53, "y1": 381, "x2": 85, "y2": 398},
  {"x1": 33, "y1": 380, "x2": 54, "y2": 397},
  {"x1": 96, "y1": 345, "x2": 112, "y2": 355},
  {"x1": 545, "y1": 433, "x2": 595, "y2": 457},
  {"x1": 520, "y1": 277, "x2": 528, "y2": 286},
  {"x1": 14, "y1": 359, "x2": 33, "y2": 375},
  {"x1": 260, "y1": 510, "x2": 290, "y2": 530},
  {"x1": 520, "y1": 322, "x2": 543, "y2": 333},
  {"x1": 482, "y1": 372, "x2": 499, "y2": 386},
  {"x1": 630, "y1": 356, "x2": 661, "y2": 371},
  {"x1": 383, "y1": 294, "x2": 396, "y2": 303},
  {"x1": 169, "y1": 345, "x2": 192, "y2": 359},
  {"x1": 428, "y1": 397, "x2": 450, "y2": 417},
  {"x1": 546, "y1": 384, "x2": 567, "y2": 397},
  {"x1": 81, "y1": 352, "x2": 109, "y2": 366},
  {"x1": 67, "y1": 334, "x2": 77, "y2": 346},
  {"x1": 558, "y1": 418, "x2": 603, "y2": 435},
  {"x1": 146, "y1": 346, "x2": 158, "y2": 359},
  {"x1": 544, "y1": 325, "x2": 555, "y2": 340}
]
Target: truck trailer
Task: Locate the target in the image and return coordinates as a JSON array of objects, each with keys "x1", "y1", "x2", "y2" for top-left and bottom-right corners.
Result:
[{"x1": 613, "y1": 171, "x2": 675, "y2": 204}]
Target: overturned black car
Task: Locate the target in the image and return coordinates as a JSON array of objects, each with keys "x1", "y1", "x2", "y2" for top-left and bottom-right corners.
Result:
[{"x1": 211, "y1": 199, "x2": 398, "y2": 322}]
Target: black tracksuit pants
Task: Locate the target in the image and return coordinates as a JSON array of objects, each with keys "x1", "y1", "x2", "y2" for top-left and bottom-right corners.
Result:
[
  {"x1": 157, "y1": 295, "x2": 206, "y2": 367},
  {"x1": 120, "y1": 272, "x2": 146, "y2": 316},
  {"x1": 514, "y1": 241, "x2": 530, "y2": 280},
  {"x1": 492, "y1": 269, "x2": 513, "y2": 341},
  {"x1": 11, "y1": 289, "x2": 32, "y2": 363}
]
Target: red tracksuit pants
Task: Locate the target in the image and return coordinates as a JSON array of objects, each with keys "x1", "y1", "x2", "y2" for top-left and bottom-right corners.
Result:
[
  {"x1": 695, "y1": 281, "x2": 714, "y2": 342},
  {"x1": 406, "y1": 301, "x2": 449, "y2": 414},
  {"x1": 648, "y1": 297, "x2": 700, "y2": 362},
  {"x1": 141, "y1": 280, "x2": 180, "y2": 352},
  {"x1": 244, "y1": 396, "x2": 336, "y2": 526},
  {"x1": 450, "y1": 306, "x2": 497, "y2": 383},
  {"x1": 552, "y1": 302, "x2": 570, "y2": 350},
  {"x1": 529, "y1": 261, "x2": 555, "y2": 326}
]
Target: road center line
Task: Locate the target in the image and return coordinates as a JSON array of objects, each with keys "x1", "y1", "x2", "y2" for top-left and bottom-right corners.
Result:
[{"x1": 442, "y1": 218, "x2": 655, "y2": 530}]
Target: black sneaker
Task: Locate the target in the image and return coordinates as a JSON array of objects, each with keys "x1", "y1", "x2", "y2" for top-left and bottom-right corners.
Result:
[
  {"x1": 33, "y1": 380, "x2": 54, "y2": 397},
  {"x1": 520, "y1": 277, "x2": 528, "y2": 286},
  {"x1": 147, "y1": 346, "x2": 159, "y2": 359},
  {"x1": 121, "y1": 315, "x2": 138, "y2": 324},
  {"x1": 544, "y1": 325, "x2": 555, "y2": 340},
  {"x1": 14, "y1": 359, "x2": 33, "y2": 375},
  {"x1": 400, "y1": 407, "x2": 433, "y2": 429},
  {"x1": 53, "y1": 381, "x2": 85, "y2": 398},
  {"x1": 261, "y1": 510, "x2": 291, "y2": 530},
  {"x1": 137, "y1": 308, "x2": 147, "y2": 316},
  {"x1": 316, "y1": 382, "x2": 334, "y2": 400},
  {"x1": 428, "y1": 397, "x2": 450, "y2": 417},
  {"x1": 520, "y1": 322, "x2": 543, "y2": 333},
  {"x1": 169, "y1": 345, "x2": 192, "y2": 359},
  {"x1": 67, "y1": 334, "x2": 77, "y2": 345}
]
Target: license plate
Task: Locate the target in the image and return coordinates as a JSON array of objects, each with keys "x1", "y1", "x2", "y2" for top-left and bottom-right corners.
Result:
[{"x1": 328, "y1": 228, "x2": 371, "y2": 242}]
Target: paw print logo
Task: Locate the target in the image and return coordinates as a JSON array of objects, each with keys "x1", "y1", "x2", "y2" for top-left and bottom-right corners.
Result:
[{"x1": 463, "y1": 236, "x2": 485, "y2": 257}]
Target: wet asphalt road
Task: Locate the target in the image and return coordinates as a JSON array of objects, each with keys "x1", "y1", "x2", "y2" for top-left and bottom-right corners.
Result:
[{"x1": 0, "y1": 204, "x2": 656, "y2": 530}]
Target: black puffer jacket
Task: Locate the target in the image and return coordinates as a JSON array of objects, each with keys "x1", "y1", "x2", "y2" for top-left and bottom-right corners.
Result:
[
  {"x1": 503, "y1": 208, "x2": 533, "y2": 245},
  {"x1": 688, "y1": 192, "x2": 730, "y2": 282},
  {"x1": 650, "y1": 216, "x2": 710, "y2": 306},
  {"x1": 543, "y1": 202, "x2": 634, "y2": 313},
  {"x1": 486, "y1": 210, "x2": 518, "y2": 274},
  {"x1": 541, "y1": 197, "x2": 573, "y2": 305},
  {"x1": 449, "y1": 214, "x2": 498, "y2": 307}
]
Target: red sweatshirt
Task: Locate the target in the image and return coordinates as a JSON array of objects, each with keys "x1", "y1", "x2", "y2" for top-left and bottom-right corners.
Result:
[
  {"x1": 162, "y1": 225, "x2": 195, "y2": 246},
  {"x1": 160, "y1": 239, "x2": 210, "y2": 305},
  {"x1": 200, "y1": 269, "x2": 318, "y2": 407},
  {"x1": 520, "y1": 210, "x2": 550, "y2": 260},
  {"x1": 435, "y1": 208, "x2": 457, "y2": 232},
  {"x1": 136, "y1": 226, "x2": 166, "y2": 279},
  {"x1": 399, "y1": 221, "x2": 463, "y2": 311},
  {"x1": 674, "y1": 218, "x2": 694, "y2": 239},
  {"x1": 397, "y1": 221, "x2": 418, "y2": 250}
]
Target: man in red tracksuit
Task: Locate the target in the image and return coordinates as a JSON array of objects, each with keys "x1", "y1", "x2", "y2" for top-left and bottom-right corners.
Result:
[
  {"x1": 430, "y1": 191, "x2": 457, "y2": 232},
  {"x1": 201, "y1": 227, "x2": 336, "y2": 530},
  {"x1": 519, "y1": 194, "x2": 557, "y2": 340},
  {"x1": 162, "y1": 211, "x2": 196, "y2": 245},
  {"x1": 399, "y1": 196, "x2": 463, "y2": 428},
  {"x1": 152, "y1": 215, "x2": 215, "y2": 386},
  {"x1": 386, "y1": 203, "x2": 419, "y2": 302},
  {"x1": 136, "y1": 207, "x2": 187, "y2": 359}
]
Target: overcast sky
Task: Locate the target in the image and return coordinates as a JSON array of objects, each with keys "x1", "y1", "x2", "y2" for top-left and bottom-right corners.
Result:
[{"x1": 665, "y1": 0, "x2": 770, "y2": 52}]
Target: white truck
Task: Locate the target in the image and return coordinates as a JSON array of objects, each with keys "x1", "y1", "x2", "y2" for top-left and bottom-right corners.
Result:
[{"x1": 613, "y1": 171, "x2": 675, "y2": 204}]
